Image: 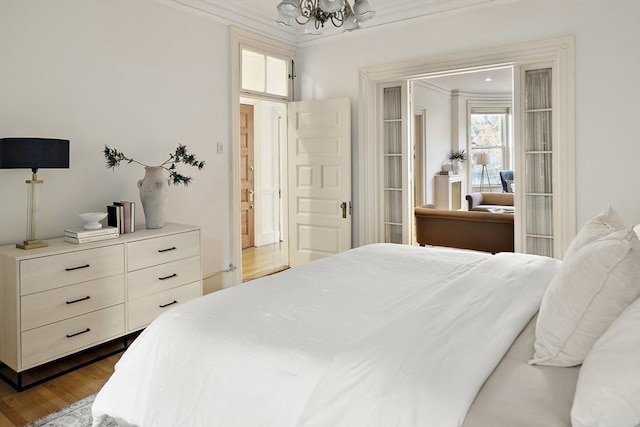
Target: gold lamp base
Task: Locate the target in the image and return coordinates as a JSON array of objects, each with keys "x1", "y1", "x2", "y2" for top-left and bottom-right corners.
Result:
[
  {"x1": 16, "y1": 240, "x2": 49, "y2": 250},
  {"x1": 16, "y1": 171, "x2": 48, "y2": 250}
]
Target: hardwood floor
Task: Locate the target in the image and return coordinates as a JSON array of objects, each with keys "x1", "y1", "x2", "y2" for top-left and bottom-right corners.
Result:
[
  {"x1": 0, "y1": 352, "x2": 121, "y2": 426},
  {"x1": 242, "y1": 242, "x2": 288, "y2": 281}
]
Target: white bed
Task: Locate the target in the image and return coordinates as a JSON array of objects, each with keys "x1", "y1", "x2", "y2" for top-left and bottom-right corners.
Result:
[{"x1": 92, "y1": 227, "x2": 640, "y2": 427}]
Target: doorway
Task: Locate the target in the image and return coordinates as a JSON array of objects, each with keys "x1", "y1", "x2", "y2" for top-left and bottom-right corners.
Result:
[
  {"x1": 358, "y1": 37, "x2": 576, "y2": 257},
  {"x1": 239, "y1": 97, "x2": 353, "y2": 278},
  {"x1": 410, "y1": 67, "x2": 514, "y2": 212},
  {"x1": 239, "y1": 98, "x2": 288, "y2": 281}
]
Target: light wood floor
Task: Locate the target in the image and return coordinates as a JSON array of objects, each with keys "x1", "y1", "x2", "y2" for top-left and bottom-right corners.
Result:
[
  {"x1": 0, "y1": 353, "x2": 121, "y2": 426},
  {"x1": 242, "y1": 242, "x2": 288, "y2": 281}
]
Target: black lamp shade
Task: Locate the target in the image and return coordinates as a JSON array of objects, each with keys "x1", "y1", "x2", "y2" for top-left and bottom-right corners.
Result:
[{"x1": 0, "y1": 138, "x2": 70, "y2": 170}]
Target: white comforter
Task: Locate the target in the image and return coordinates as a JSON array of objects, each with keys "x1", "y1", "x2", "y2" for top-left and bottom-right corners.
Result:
[{"x1": 92, "y1": 244, "x2": 560, "y2": 427}]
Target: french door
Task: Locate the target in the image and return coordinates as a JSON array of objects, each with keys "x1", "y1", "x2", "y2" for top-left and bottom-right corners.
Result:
[
  {"x1": 358, "y1": 37, "x2": 575, "y2": 257},
  {"x1": 378, "y1": 67, "x2": 560, "y2": 256},
  {"x1": 515, "y1": 64, "x2": 558, "y2": 257},
  {"x1": 381, "y1": 83, "x2": 411, "y2": 244}
]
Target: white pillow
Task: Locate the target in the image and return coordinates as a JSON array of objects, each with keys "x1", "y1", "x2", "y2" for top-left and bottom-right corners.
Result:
[
  {"x1": 530, "y1": 227, "x2": 640, "y2": 366},
  {"x1": 571, "y1": 297, "x2": 640, "y2": 427},
  {"x1": 564, "y1": 206, "x2": 625, "y2": 258},
  {"x1": 634, "y1": 223, "x2": 640, "y2": 240}
]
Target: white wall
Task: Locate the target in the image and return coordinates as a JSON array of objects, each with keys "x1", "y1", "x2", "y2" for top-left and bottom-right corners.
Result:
[
  {"x1": 1, "y1": 0, "x2": 638, "y2": 279},
  {"x1": 298, "y1": 0, "x2": 640, "y2": 229},
  {"x1": 0, "y1": 1, "x2": 233, "y2": 288},
  {"x1": 411, "y1": 82, "x2": 451, "y2": 206}
]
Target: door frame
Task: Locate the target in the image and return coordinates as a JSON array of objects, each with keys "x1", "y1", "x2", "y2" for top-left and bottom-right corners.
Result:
[
  {"x1": 412, "y1": 106, "x2": 426, "y2": 244},
  {"x1": 357, "y1": 36, "x2": 576, "y2": 256},
  {"x1": 231, "y1": 28, "x2": 297, "y2": 285},
  {"x1": 413, "y1": 107, "x2": 426, "y2": 208}
]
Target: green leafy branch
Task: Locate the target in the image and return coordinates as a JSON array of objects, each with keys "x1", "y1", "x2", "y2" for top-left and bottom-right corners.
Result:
[{"x1": 103, "y1": 144, "x2": 205, "y2": 186}]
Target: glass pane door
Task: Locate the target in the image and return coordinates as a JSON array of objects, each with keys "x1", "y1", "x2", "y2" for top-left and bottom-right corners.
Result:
[
  {"x1": 524, "y1": 68, "x2": 553, "y2": 257},
  {"x1": 383, "y1": 86, "x2": 403, "y2": 243}
]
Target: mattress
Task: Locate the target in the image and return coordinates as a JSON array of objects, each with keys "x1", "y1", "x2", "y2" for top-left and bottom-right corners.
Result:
[
  {"x1": 92, "y1": 243, "x2": 564, "y2": 427},
  {"x1": 463, "y1": 315, "x2": 580, "y2": 427}
]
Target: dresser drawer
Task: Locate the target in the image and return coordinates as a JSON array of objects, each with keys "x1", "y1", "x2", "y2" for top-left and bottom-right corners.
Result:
[
  {"x1": 128, "y1": 281, "x2": 201, "y2": 330},
  {"x1": 21, "y1": 274, "x2": 125, "y2": 331},
  {"x1": 127, "y1": 231, "x2": 200, "y2": 271},
  {"x1": 20, "y1": 245, "x2": 124, "y2": 295},
  {"x1": 128, "y1": 256, "x2": 200, "y2": 300},
  {"x1": 21, "y1": 304, "x2": 125, "y2": 369}
]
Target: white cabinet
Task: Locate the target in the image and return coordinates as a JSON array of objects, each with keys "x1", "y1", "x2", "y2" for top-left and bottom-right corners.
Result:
[
  {"x1": 0, "y1": 223, "x2": 201, "y2": 384},
  {"x1": 434, "y1": 174, "x2": 465, "y2": 210}
]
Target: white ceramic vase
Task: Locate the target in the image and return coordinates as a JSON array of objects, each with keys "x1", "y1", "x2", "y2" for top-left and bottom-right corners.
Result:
[
  {"x1": 137, "y1": 166, "x2": 169, "y2": 229},
  {"x1": 452, "y1": 161, "x2": 462, "y2": 175}
]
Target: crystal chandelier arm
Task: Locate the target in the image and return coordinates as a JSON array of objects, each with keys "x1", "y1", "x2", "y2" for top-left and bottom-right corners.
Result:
[
  {"x1": 329, "y1": 11, "x2": 345, "y2": 27},
  {"x1": 296, "y1": 0, "x2": 315, "y2": 25},
  {"x1": 319, "y1": 0, "x2": 345, "y2": 13},
  {"x1": 353, "y1": 0, "x2": 375, "y2": 22}
]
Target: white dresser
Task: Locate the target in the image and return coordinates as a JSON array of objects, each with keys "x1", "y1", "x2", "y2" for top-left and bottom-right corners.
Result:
[{"x1": 0, "y1": 223, "x2": 201, "y2": 385}]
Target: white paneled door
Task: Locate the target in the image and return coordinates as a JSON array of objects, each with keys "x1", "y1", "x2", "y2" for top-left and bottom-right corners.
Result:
[{"x1": 288, "y1": 97, "x2": 351, "y2": 267}]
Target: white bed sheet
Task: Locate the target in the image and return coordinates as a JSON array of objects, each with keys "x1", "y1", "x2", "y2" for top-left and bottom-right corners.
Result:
[
  {"x1": 92, "y1": 244, "x2": 559, "y2": 427},
  {"x1": 297, "y1": 252, "x2": 561, "y2": 426}
]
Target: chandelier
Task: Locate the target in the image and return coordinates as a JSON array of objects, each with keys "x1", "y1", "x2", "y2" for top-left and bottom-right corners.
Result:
[{"x1": 276, "y1": 0, "x2": 376, "y2": 35}]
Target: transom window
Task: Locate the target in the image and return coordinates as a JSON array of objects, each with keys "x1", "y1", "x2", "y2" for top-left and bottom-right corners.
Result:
[{"x1": 241, "y1": 49, "x2": 289, "y2": 98}]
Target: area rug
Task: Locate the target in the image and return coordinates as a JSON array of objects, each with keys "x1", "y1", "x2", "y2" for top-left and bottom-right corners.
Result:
[{"x1": 25, "y1": 393, "x2": 118, "y2": 427}]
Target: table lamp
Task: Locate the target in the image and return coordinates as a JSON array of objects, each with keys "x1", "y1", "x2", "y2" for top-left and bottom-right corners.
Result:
[{"x1": 0, "y1": 138, "x2": 70, "y2": 249}]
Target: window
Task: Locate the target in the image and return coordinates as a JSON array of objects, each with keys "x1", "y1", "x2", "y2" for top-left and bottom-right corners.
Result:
[
  {"x1": 469, "y1": 106, "x2": 511, "y2": 189},
  {"x1": 241, "y1": 49, "x2": 289, "y2": 98}
]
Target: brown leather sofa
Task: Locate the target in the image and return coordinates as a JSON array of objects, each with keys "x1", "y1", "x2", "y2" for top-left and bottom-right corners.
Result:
[
  {"x1": 466, "y1": 192, "x2": 514, "y2": 213},
  {"x1": 415, "y1": 206, "x2": 514, "y2": 253}
]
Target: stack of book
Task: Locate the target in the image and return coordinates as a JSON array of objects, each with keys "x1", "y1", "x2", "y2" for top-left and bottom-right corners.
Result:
[
  {"x1": 108, "y1": 201, "x2": 136, "y2": 234},
  {"x1": 64, "y1": 226, "x2": 119, "y2": 244}
]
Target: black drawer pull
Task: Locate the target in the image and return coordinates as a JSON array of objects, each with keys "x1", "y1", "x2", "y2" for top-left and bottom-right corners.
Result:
[
  {"x1": 66, "y1": 328, "x2": 91, "y2": 338},
  {"x1": 158, "y1": 247, "x2": 177, "y2": 253},
  {"x1": 159, "y1": 273, "x2": 177, "y2": 281},
  {"x1": 66, "y1": 296, "x2": 91, "y2": 305},
  {"x1": 159, "y1": 300, "x2": 177, "y2": 308},
  {"x1": 65, "y1": 264, "x2": 90, "y2": 271}
]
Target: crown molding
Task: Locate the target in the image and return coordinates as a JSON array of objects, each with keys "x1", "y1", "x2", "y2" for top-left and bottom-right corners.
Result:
[
  {"x1": 160, "y1": 0, "x2": 299, "y2": 45},
  {"x1": 161, "y1": 0, "x2": 521, "y2": 47}
]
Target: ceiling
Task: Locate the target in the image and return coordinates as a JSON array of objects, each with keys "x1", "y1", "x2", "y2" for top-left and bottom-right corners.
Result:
[
  {"x1": 165, "y1": 0, "x2": 514, "y2": 94},
  {"x1": 166, "y1": 0, "x2": 513, "y2": 46},
  {"x1": 421, "y1": 66, "x2": 513, "y2": 94}
]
